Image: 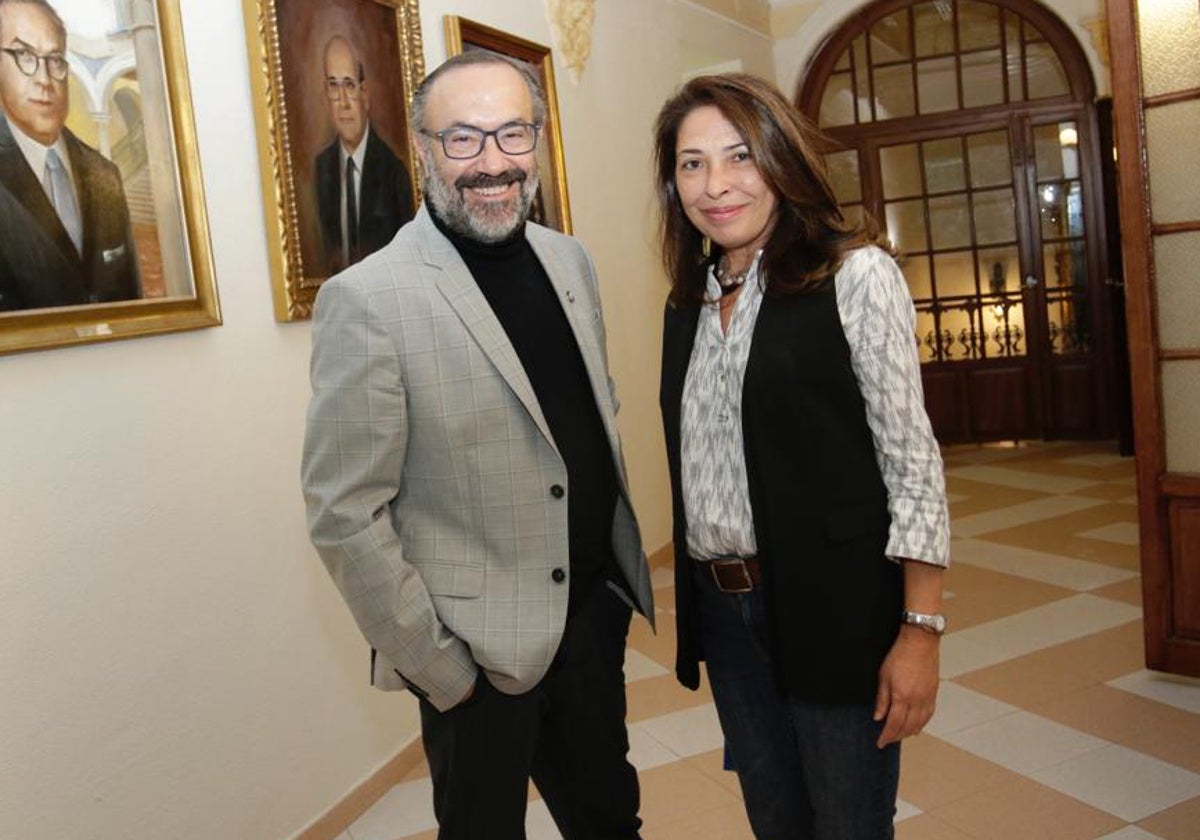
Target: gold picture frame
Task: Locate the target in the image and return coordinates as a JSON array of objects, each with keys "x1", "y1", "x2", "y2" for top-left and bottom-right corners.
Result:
[
  {"x1": 0, "y1": 0, "x2": 219, "y2": 355},
  {"x1": 243, "y1": 0, "x2": 425, "y2": 322},
  {"x1": 444, "y1": 16, "x2": 573, "y2": 234}
]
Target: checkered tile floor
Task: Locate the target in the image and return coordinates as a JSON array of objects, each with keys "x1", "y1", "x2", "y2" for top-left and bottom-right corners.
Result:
[{"x1": 338, "y1": 442, "x2": 1200, "y2": 840}]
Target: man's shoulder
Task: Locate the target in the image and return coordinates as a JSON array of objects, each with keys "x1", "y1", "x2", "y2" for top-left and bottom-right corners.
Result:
[
  {"x1": 526, "y1": 221, "x2": 589, "y2": 261},
  {"x1": 64, "y1": 131, "x2": 119, "y2": 179}
]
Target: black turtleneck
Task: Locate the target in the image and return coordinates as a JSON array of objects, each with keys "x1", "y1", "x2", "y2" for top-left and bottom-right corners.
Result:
[{"x1": 430, "y1": 208, "x2": 619, "y2": 612}]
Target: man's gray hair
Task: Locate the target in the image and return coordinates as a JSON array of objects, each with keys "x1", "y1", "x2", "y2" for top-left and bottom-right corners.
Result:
[
  {"x1": 410, "y1": 50, "x2": 547, "y2": 133},
  {"x1": 0, "y1": 0, "x2": 68, "y2": 45}
]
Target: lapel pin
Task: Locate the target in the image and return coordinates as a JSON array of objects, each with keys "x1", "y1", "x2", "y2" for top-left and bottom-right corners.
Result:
[{"x1": 565, "y1": 290, "x2": 576, "y2": 303}]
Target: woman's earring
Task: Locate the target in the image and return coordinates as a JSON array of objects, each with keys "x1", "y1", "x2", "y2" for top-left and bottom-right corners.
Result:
[{"x1": 701, "y1": 236, "x2": 711, "y2": 259}]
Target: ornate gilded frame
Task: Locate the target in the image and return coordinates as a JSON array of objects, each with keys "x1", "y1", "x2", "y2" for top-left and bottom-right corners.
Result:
[
  {"x1": 444, "y1": 16, "x2": 574, "y2": 234},
  {"x1": 243, "y1": 0, "x2": 425, "y2": 322},
  {"x1": 0, "y1": 0, "x2": 219, "y2": 355}
]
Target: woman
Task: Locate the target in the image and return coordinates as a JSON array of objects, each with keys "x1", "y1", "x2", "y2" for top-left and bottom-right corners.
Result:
[{"x1": 655, "y1": 73, "x2": 950, "y2": 839}]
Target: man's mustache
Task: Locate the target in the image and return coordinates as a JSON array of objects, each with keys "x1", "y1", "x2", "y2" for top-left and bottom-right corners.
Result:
[{"x1": 455, "y1": 170, "x2": 527, "y2": 190}]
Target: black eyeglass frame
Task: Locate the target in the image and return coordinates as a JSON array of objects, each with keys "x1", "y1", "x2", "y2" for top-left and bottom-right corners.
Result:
[
  {"x1": 419, "y1": 122, "x2": 542, "y2": 160},
  {"x1": 1, "y1": 46, "x2": 69, "y2": 82}
]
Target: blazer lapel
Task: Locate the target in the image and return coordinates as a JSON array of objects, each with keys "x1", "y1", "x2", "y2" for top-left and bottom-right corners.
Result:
[
  {"x1": 661, "y1": 301, "x2": 701, "y2": 440},
  {"x1": 415, "y1": 209, "x2": 557, "y2": 450},
  {"x1": 0, "y1": 118, "x2": 81, "y2": 263}
]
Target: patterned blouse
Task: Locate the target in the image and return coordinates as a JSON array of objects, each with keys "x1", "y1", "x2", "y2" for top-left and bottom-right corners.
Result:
[{"x1": 681, "y1": 245, "x2": 951, "y2": 568}]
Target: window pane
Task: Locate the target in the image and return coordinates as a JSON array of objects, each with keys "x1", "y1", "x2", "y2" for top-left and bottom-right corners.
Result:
[
  {"x1": 959, "y1": 0, "x2": 1001, "y2": 50},
  {"x1": 835, "y1": 46, "x2": 852, "y2": 71},
  {"x1": 854, "y1": 36, "x2": 871, "y2": 118},
  {"x1": 825, "y1": 150, "x2": 861, "y2": 203},
  {"x1": 841, "y1": 203, "x2": 864, "y2": 228},
  {"x1": 939, "y1": 307, "x2": 980, "y2": 359},
  {"x1": 871, "y1": 9, "x2": 912, "y2": 61},
  {"x1": 885, "y1": 199, "x2": 929, "y2": 253},
  {"x1": 981, "y1": 297, "x2": 1027, "y2": 357},
  {"x1": 1033, "y1": 122, "x2": 1080, "y2": 181},
  {"x1": 1037, "y1": 181, "x2": 1085, "y2": 239},
  {"x1": 967, "y1": 130, "x2": 1011, "y2": 187},
  {"x1": 915, "y1": 309, "x2": 940, "y2": 362},
  {"x1": 901, "y1": 253, "x2": 934, "y2": 300},
  {"x1": 914, "y1": 1, "x2": 955, "y2": 57},
  {"x1": 1026, "y1": 42, "x2": 1070, "y2": 98},
  {"x1": 962, "y1": 49, "x2": 1004, "y2": 107},
  {"x1": 973, "y1": 188, "x2": 1017, "y2": 244},
  {"x1": 978, "y1": 246, "x2": 1020, "y2": 295},
  {"x1": 917, "y1": 56, "x2": 959, "y2": 113},
  {"x1": 1006, "y1": 12, "x2": 1023, "y2": 100},
  {"x1": 929, "y1": 194, "x2": 972, "y2": 249},
  {"x1": 873, "y1": 63, "x2": 916, "y2": 119},
  {"x1": 880, "y1": 143, "x2": 923, "y2": 199},
  {"x1": 1044, "y1": 241, "x2": 1091, "y2": 354},
  {"x1": 1043, "y1": 240, "x2": 1088, "y2": 289},
  {"x1": 820, "y1": 72, "x2": 856, "y2": 127},
  {"x1": 934, "y1": 249, "x2": 978, "y2": 298},
  {"x1": 923, "y1": 137, "x2": 966, "y2": 193}
]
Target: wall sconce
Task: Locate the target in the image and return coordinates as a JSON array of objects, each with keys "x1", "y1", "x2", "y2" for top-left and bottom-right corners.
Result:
[{"x1": 1059, "y1": 125, "x2": 1079, "y2": 147}]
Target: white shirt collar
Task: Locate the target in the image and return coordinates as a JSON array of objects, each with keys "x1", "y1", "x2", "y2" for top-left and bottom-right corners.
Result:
[
  {"x1": 5, "y1": 116, "x2": 73, "y2": 186},
  {"x1": 339, "y1": 124, "x2": 370, "y2": 172}
]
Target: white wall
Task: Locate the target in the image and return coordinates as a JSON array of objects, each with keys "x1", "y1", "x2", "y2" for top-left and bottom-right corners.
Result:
[
  {"x1": 0, "y1": 2, "x2": 771, "y2": 839},
  {"x1": 770, "y1": 0, "x2": 1111, "y2": 102}
]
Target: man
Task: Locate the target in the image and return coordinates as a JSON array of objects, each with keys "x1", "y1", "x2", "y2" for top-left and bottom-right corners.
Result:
[
  {"x1": 302, "y1": 51, "x2": 652, "y2": 840},
  {"x1": 0, "y1": 0, "x2": 140, "y2": 311},
  {"x1": 314, "y1": 34, "x2": 414, "y2": 275}
]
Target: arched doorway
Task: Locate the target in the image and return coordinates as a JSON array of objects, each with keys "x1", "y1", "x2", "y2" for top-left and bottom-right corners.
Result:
[{"x1": 798, "y1": 0, "x2": 1113, "y2": 443}]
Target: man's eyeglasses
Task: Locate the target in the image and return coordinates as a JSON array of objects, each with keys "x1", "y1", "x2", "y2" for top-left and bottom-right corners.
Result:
[
  {"x1": 326, "y1": 77, "x2": 364, "y2": 100},
  {"x1": 1, "y1": 46, "x2": 69, "y2": 82},
  {"x1": 420, "y1": 123, "x2": 540, "y2": 160}
]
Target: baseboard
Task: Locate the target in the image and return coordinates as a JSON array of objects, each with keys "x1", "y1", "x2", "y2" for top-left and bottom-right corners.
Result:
[{"x1": 291, "y1": 736, "x2": 425, "y2": 840}]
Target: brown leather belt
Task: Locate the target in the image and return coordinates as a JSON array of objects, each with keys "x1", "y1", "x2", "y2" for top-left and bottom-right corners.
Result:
[{"x1": 700, "y1": 557, "x2": 762, "y2": 593}]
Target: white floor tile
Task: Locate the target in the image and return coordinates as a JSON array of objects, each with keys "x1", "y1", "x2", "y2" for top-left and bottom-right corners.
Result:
[
  {"x1": 1078, "y1": 522, "x2": 1141, "y2": 546},
  {"x1": 951, "y1": 495, "x2": 1107, "y2": 538},
  {"x1": 1031, "y1": 742, "x2": 1200, "y2": 822},
  {"x1": 637, "y1": 702, "x2": 726, "y2": 759},
  {"x1": 524, "y1": 799, "x2": 565, "y2": 840},
  {"x1": 1094, "y1": 827, "x2": 1167, "y2": 840},
  {"x1": 1061, "y1": 454, "x2": 1128, "y2": 468},
  {"x1": 650, "y1": 567, "x2": 674, "y2": 590},
  {"x1": 626, "y1": 722, "x2": 683, "y2": 771},
  {"x1": 938, "y1": 710, "x2": 1108, "y2": 775},
  {"x1": 939, "y1": 594, "x2": 1142, "y2": 678},
  {"x1": 951, "y1": 538, "x2": 1137, "y2": 591},
  {"x1": 925, "y1": 682, "x2": 1019, "y2": 737},
  {"x1": 625, "y1": 648, "x2": 670, "y2": 683},
  {"x1": 347, "y1": 778, "x2": 435, "y2": 840},
  {"x1": 894, "y1": 798, "x2": 921, "y2": 822},
  {"x1": 945, "y1": 464, "x2": 1098, "y2": 494},
  {"x1": 1107, "y1": 669, "x2": 1200, "y2": 714}
]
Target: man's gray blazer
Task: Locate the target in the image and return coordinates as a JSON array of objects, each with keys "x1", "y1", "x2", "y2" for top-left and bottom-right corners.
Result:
[{"x1": 302, "y1": 205, "x2": 653, "y2": 712}]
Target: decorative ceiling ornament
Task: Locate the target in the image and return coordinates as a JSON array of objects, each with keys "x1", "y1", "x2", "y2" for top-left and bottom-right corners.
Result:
[{"x1": 545, "y1": 0, "x2": 596, "y2": 83}]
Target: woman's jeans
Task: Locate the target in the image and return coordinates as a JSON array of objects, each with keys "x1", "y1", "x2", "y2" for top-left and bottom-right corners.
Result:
[{"x1": 693, "y1": 562, "x2": 900, "y2": 840}]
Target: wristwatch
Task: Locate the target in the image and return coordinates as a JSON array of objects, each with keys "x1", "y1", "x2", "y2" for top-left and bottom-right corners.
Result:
[{"x1": 901, "y1": 609, "x2": 947, "y2": 636}]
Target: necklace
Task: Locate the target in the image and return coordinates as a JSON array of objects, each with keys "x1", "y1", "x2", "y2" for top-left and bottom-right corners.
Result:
[{"x1": 716, "y1": 255, "x2": 754, "y2": 293}]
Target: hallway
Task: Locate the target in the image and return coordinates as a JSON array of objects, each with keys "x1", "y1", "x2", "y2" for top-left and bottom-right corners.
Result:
[{"x1": 342, "y1": 442, "x2": 1200, "y2": 840}]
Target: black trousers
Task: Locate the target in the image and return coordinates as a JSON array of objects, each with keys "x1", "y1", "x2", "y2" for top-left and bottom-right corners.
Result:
[{"x1": 418, "y1": 583, "x2": 642, "y2": 840}]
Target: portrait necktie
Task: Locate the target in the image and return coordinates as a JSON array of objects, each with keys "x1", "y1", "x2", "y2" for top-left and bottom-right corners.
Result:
[
  {"x1": 345, "y1": 157, "x2": 359, "y2": 263},
  {"x1": 45, "y1": 149, "x2": 83, "y2": 255}
]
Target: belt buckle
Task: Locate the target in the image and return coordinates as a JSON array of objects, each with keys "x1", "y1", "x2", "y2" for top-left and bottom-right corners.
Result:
[{"x1": 710, "y1": 558, "x2": 753, "y2": 594}]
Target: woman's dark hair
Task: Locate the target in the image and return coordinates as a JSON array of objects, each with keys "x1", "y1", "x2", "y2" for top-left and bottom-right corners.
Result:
[{"x1": 653, "y1": 73, "x2": 880, "y2": 306}]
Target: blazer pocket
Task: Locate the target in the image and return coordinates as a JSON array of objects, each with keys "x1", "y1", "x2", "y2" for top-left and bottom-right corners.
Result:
[
  {"x1": 418, "y1": 562, "x2": 484, "y2": 598},
  {"x1": 823, "y1": 501, "x2": 891, "y2": 544}
]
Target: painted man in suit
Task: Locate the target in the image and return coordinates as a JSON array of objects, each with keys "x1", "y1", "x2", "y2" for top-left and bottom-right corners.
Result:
[
  {"x1": 314, "y1": 34, "x2": 414, "y2": 276},
  {"x1": 302, "y1": 51, "x2": 652, "y2": 840},
  {"x1": 0, "y1": 0, "x2": 140, "y2": 311}
]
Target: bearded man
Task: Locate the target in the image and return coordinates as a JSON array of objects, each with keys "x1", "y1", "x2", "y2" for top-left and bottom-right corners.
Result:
[{"x1": 301, "y1": 51, "x2": 652, "y2": 840}]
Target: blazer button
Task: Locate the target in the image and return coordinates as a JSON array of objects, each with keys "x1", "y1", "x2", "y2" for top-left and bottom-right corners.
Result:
[
  {"x1": 551, "y1": 568, "x2": 566, "y2": 583},
  {"x1": 550, "y1": 484, "x2": 565, "y2": 499}
]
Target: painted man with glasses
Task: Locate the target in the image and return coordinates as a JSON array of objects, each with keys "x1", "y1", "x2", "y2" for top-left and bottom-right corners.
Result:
[
  {"x1": 314, "y1": 34, "x2": 413, "y2": 276},
  {"x1": 303, "y1": 50, "x2": 652, "y2": 839},
  {"x1": 0, "y1": 0, "x2": 139, "y2": 311}
]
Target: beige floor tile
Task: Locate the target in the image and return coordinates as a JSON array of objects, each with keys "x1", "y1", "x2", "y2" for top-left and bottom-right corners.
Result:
[
  {"x1": 399, "y1": 756, "x2": 429, "y2": 782},
  {"x1": 894, "y1": 813, "x2": 982, "y2": 840},
  {"x1": 1120, "y1": 714, "x2": 1200, "y2": 776},
  {"x1": 627, "y1": 613, "x2": 678, "y2": 669},
  {"x1": 954, "y1": 622, "x2": 1145, "y2": 709},
  {"x1": 1028, "y1": 684, "x2": 1167, "y2": 744},
  {"x1": 636, "y1": 761, "x2": 741, "y2": 828},
  {"x1": 929, "y1": 776, "x2": 1125, "y2": 840},
  {"x1": 646, "y1": 800, "x2": 754, "y2": 840},
  {"x1": 978, "y1": 504, "x2": 1141, "y2": 568},
  {"x1": 944, "y1": 477, "x2": 1050, "y2": 519},
  {"x1": 1075, "y1": 482, "x2": 1144, "y2": 502},
  {"x1": 626, "y1": 672, "x2": 712, "y2": 723},
  {"x1": 899, "y1": 733, "x2": 1023, "y2": 811},
  {"x1": 683, "y1": 747, "x2": 744, "y2": 799},
  {"x1": 941, "y1": 563, "x2": 1076, "y2": 631},
  {"x1": 1091, "y1": 576, "x2": 1145, "y2": 607},
  {"x1": 1137, "y1": 794, "x2": 1200, "y2": 839}
]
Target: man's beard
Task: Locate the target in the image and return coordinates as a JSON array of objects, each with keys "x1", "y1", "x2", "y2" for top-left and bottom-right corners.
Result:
[{"x1": 421, "y1": 154, "x2": 540, "y2": 243}]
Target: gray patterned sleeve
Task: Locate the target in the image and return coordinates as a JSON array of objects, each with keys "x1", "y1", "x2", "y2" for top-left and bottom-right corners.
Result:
[{"x1": 836, "y1": 246, "x2": 950, "y2": 567}]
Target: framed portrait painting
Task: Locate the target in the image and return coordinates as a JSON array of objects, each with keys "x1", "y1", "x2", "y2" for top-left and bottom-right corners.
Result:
[
  {"x1": 444, "y1": 16, "x2": 573, "y2": 235},
  {"x1": 243, "y1": 0, "x2": 424, "y2": 322},
  {"x1": 0, "y1": 0, "x2": 219, "y2": 355}
]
